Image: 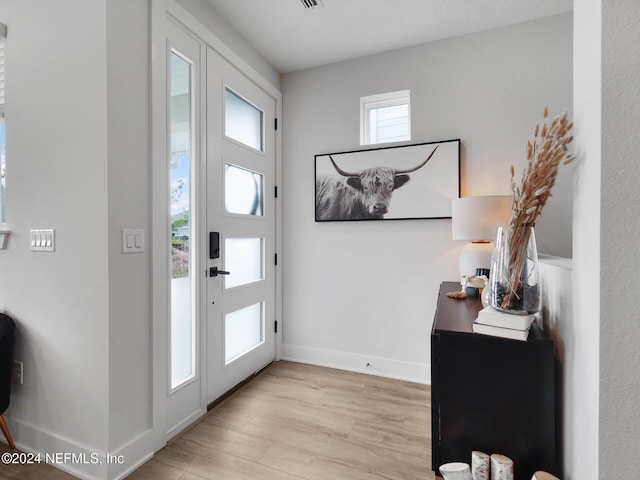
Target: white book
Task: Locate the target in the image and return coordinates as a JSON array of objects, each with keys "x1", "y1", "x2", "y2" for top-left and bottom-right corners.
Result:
[
  {"x1": 474, "y1": 306, "x2": 535, "y2": 331},
  {"x1": 472, "y1": 323, "x2": 530, "y2": 342}
]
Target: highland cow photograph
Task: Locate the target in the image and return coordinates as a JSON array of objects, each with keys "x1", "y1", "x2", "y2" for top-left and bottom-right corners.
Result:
[{"x1": 315, "y1": 139, "x2": 460, "y2": 222}]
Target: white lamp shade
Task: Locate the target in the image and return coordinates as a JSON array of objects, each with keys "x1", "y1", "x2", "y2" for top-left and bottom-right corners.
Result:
[{"x1": 451, "y1": 195, "x2": 512, "y2": 242}]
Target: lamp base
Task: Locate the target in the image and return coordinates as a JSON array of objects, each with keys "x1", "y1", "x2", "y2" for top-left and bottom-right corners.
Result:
[{"x1": 459, "y1": 241, "x2": 493, "y2": 278}]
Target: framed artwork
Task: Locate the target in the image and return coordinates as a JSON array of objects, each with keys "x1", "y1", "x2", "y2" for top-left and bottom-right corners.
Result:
[{"x1": 315, "y1": 139, "x2": 460, "y2": 222}]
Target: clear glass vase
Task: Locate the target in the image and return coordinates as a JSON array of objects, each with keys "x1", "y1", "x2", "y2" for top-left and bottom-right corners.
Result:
[{"x1": 489, "y1": 225, "x2": 541, "y2": 314}]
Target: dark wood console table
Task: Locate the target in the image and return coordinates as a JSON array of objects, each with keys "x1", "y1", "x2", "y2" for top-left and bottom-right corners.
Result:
[{"x1": 431, "y1": 282, "x2": 559, "y2": 479}]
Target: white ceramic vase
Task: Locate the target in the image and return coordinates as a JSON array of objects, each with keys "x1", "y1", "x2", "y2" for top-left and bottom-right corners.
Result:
[
  {"x1": 471, "y1": 451, "x2": 490, "y2": 480},
  {"x1": 440, "y1": 462, "x2": 473, "y2": 480},
  {"x1": 490, "y1": 454, "x2": 514, "y2": 480},
  {"x1": 531, "y1": 472, "x2": 560, "y2": 480}
]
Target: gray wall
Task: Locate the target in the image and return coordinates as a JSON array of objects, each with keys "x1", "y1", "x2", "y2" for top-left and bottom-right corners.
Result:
[
  {"x1": 600, "y1": 0, "x2": 640, "y2": 477},
  {"x1": 281, "y1": 14, "x2": 573, "y2": 381}
]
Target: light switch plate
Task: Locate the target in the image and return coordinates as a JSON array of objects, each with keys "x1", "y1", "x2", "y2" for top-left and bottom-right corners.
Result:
[
  {"x1": 30, "y1": 229, "x2": 55, "y2": 252},
  {"x1": 122, "y1": 229, "x2": 144, "y2": 254},
  {"x1": 0, "y1": 230, "x2": 9, "y2": 250}
]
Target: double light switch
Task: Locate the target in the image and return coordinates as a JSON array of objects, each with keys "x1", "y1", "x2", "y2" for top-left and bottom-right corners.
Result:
[{"x1": 122, "y1": 229, "x2": 144, "y2": 254}]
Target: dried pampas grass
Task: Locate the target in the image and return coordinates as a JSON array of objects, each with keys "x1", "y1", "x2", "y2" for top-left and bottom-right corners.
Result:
[
  {"x1": 502, "y1": 107, "x2": 574, "y2": 308},
  {"x1": 508, "y1": 107, "x2": 574, "y2": 229}
]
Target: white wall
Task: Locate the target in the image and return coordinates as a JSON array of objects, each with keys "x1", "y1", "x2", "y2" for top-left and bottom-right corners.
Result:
[
  {"x1": 177, "y1": 0, "x2": 280, "y2": 90},
  {"x1": 599, "y1": 0, "x2": 640, "y2": 477},
  {"x1": 568, "y1": 2, "x2": 601, "y2": 479},
  {"x1": 0, "y1": 0, "x2": 110, "y2": 478},
  {"x1": 106, "y1": 0, "x2": 153, "y2": 475},
  {"x1": 538, "y1": 256, "x2": 575, "y2": 479},
  {"x1": 281, "y1": 14, "x2": 573, "y2": 382}
]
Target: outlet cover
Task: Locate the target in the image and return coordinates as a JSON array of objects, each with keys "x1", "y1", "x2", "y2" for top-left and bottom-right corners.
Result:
[{"x1": 13, "y1": 360, "x2": 23, "y2": 385}]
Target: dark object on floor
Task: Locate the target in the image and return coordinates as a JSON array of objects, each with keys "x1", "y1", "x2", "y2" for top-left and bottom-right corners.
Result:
[{"x1": 0, "y1": 312, "x2": 16, "y2": 449}]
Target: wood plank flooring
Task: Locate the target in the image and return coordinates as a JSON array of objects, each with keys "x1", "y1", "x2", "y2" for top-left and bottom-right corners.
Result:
[{"x1": 1, "y1": 361, "x2": 435, "y2": 480}]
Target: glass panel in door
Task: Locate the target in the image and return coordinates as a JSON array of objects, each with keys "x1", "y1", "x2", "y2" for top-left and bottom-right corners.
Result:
[
  {"x1": 224, "y1": 237, "x2": 264, "y2": 289},
  {"x1": 170, "y1": 52, "x2": 195, "y2": 389},
  {"x1": 224, "y1": 87, "x2": 263, "y2": 151},
  {"x1": 224, "y1": 163, "x2": 263, "y2": 216},
  {"x1": 224, "y1": 302, "x2": 264, "y2": 364}
]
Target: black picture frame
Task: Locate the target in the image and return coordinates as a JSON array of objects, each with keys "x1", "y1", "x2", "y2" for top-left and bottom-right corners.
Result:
[{"x1": 315, "y1": 139, "x2": 460, "y2": 222}]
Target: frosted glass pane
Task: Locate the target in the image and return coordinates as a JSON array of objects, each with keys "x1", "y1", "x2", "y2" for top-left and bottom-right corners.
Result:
[
  {"x1": 225, "y1": 238, "x2": 264, "y2": 288},
  {"x1": 369, "y1": 104, "x2": 409, "y2": 144},
  {"x1": 225, "y1": 163, "x2": 263, "y2": 216},
  {"x1": 170, "y1": 52, "x2": 194, "y2": 389},
  {"x1": 171, "y1": 277, "x2": 193, "y2": 388},
  {"x1": 225, "y1": 302, "x2": 264, "y2": 364},
  {"x1": 225, "y1": 88, "x2": 263, "y2": 151}
]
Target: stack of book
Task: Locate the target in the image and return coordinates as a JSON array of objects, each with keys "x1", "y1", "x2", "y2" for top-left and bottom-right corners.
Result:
[{"x1": 472, "y1": 306, "x2": 534, "y2": 341}]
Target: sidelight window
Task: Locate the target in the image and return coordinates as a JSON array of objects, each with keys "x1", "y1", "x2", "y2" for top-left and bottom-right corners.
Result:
[{"x1": 170, "y1": 50, "x2": 195, "y2": 389}]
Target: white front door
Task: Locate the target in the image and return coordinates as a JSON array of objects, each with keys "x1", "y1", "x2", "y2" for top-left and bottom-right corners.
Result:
[{"x1": 205, "y1": 47, "x2": 277, "y2": 403}]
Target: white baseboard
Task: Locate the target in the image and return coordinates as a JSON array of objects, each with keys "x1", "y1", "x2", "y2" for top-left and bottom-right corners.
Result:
[
  {"x1": 280, "y1": 343, "x2": 430, "y2": 384},
  {"x1": 3, "y1": 415, "x2": 108, "y2": 480},
  {"x1": 2, "y1": 416, "x2": 155, "y2": 480},
  {"x1": 108, "y1": 429, "x2": 155, "y2": 480},
  {"x1": 166, "y1": 408, "x2": 205, "y2": 441}
]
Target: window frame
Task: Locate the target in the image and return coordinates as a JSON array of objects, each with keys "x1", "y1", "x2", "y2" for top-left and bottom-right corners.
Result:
[{"x1": 360, "y1": 89, "x2": 411, "y2": 146}]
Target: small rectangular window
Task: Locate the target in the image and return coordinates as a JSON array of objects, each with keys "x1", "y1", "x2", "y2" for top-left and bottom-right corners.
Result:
[{"x1": 360, "y1": 90, "x2": 410, "y2": 145}]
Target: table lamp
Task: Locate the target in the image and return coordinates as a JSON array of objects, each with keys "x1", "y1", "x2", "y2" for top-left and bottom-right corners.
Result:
[{"x1": 451, "y1": 195, "x2": 511, "y2": 279}]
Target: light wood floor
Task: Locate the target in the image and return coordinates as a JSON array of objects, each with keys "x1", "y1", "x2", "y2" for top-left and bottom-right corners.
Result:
[{"x1": 2, "y1": 361, "x2": 435, "y2": 480}]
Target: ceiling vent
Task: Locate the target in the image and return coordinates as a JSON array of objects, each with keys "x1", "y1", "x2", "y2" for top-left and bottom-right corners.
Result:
[{"x1": 300, "y1": 0, "x2": 322, "y2": 9}]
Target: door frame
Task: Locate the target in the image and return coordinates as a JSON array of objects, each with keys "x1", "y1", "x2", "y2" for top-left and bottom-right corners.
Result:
[{"x1": 151, "y1": 0, "x2": 283, "y2": 452}]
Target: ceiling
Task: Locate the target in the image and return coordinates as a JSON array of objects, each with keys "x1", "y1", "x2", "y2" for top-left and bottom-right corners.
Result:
[{"x1": 207, "y1": 0, "x2": 573, "y2": 74}]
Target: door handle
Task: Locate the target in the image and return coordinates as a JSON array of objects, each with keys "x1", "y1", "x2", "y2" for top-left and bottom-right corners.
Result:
[{"x1": 209, "y1": 267, "x2": 231, "y2": 277}]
